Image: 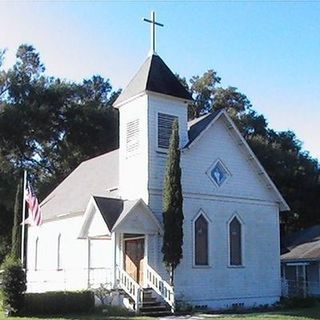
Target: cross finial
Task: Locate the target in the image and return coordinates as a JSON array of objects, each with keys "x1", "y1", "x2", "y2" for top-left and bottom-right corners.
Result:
[{"x1": 143, "y1": 11, "x2": 164, "y2": 55}]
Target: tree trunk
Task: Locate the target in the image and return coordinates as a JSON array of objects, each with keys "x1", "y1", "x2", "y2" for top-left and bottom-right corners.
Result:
[
  {"x1": 169, "y1": 264, "x2": 174, "y2": 287},
  {"x1": 11, "y1": 181, "x2": 22, "y2": 259}
]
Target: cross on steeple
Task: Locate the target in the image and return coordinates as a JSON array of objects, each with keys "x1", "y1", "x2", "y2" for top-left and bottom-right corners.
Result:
[{"x1": 143, "y1": 11, "x2": 164, "y2": 55}]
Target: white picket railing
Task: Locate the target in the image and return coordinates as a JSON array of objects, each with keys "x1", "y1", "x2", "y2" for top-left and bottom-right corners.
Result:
[
  {"x1": 281, "y1": 278, "x2": 320, "y2": 297},
  {"x1": 26, "y1": 267, "x2": 113, "y2": 293},
  {"x1": 146, "y1": 265, "x2": 174, "y2": 310},
  {"x1": 116, "y1": 266, "x2": 143, "y2": 312}
]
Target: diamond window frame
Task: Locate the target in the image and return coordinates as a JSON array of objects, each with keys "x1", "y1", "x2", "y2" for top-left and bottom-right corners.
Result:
[{"x1": 206, "y1": 159, "x2": 231, "y2": 187}]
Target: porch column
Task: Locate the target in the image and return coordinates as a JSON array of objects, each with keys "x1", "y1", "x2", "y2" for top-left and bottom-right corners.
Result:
[
  {"x1": 303, "y1": 265, "x2": 307, "y2": 297},
  {"x1": 112, "y1": 232, "x2": 117, "y2": 288}
]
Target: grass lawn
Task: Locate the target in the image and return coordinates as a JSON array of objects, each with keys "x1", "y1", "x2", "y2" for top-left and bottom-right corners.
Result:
[{"x1": 0, "y1": 306, "x2": 320, "y2": 320}]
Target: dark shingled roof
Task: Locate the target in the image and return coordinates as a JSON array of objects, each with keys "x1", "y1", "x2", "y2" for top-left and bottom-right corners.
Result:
[
  {"x1": 114, "y1": 54, "x2": 192, "y2": 106},
  {"x1": 93, "y1": 196, "x2": 124, "y2": 231},
  {"x1": 281, "y1": 225, "x2": 320, "y2": 262},
  {"x1": 185, "y1": 110, "x2": 221, "y2": 148}
]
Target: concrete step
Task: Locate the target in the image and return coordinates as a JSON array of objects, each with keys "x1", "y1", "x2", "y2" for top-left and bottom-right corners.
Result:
[
  {"x1": 140, "y1": 287, "x2": 172, "y2": 316},
  {"x1": 142, "y1": 297, "x2": 157, "y2": 303},
  {"x1": 140, "y1": 310, "x2": 172, "y2": 317},
  {"x1": 142, "y1": 300, "x2": 162, "y2": 306}
]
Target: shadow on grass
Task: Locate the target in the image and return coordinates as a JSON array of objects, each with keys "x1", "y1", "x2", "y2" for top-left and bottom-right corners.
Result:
[
  {"x1": 204, "y1": 305, "x2": 320, "y2": 320},
  {"x1": 6, "y1": 305, "x2": 320, "y2": 320}
]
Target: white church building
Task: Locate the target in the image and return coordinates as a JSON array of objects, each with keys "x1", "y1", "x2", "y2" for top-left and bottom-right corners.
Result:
[{"x1": 26, "y1": 37, "x2": 289, "y2": 311}]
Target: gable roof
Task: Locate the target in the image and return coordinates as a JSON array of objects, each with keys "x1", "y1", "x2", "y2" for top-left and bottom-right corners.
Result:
[
  {"x1": 281, "y1": 225, "x2": 320, "y2": 261},
  {"x1": 184, "y1": 109, "x2": 290, "y2": 212},
  {"x1": 78, "y1": 197, "x2": 162, "y2": 238},
  {"x1": 111, "y1": 198, "x2": 162, "y2": 233},
  {"x1": 186, "y1": 111, "x2": 221, "y2": 147},
  {"x1": 40, "y1": 149, "x2": 119, "y2": 221},
  {"x1": 93, "y1": 196, "x2": 124, "y2": 231},
  {"x1": 40, "y1": 109, "x2": 289, "y2": 221},
  {"x1": 113, "y1": 54, "x2": 192, "y2": 107}
]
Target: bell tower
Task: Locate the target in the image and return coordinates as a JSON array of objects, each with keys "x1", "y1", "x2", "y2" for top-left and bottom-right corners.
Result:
[{"x1": 113, "y1": 12, "x2": 192, "y2": 205}]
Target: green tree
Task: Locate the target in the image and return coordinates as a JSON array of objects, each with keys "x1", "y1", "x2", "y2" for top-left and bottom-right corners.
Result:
[
  {"x1": 0, "y1": 45, "x2": 120, "y2": 263},
  {"x1": 189, "y1": 69, "x2": 221, "y2": 119},
  {"x1": 1, "y1": 255, "x2": 26, "y2": 315},
  {"x1": 11, "y1": 180, "x2": 22, "y2": 259},
  {"x1": 162, "y1": 120, "x2": 184, "y2": 286}
]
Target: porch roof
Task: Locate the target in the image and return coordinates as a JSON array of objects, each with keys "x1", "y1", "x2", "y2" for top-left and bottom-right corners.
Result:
[
  {"x1": 281, "y1": 225, "x2": 320, "y2": 262},
  {"x1": 78, "y1": 196, "x2": 162, "y2": 238},
  {"x1": 93, "y1": 196, "x2": 124, "y2": 230}
]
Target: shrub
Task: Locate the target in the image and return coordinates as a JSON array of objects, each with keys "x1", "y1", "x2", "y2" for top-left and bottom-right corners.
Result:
[
  {"x1": 22, "y1": 291, "x2": 94, "y2": 315},
  {"x1": 96, "y1": 304, "x2": 134, "y2": 317},
  {"x1": 92, "y1": 282, "x2": 112, "y2": 305},
  {"x1": 280, "y1": 296, "x2": 318, "y2": 309},
  {"x1": 0, "y1": 255, "x2": 26, "y2": 315}
]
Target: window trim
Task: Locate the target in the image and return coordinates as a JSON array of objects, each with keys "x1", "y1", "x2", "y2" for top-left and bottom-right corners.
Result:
[
  {"x1": 206, "y1": 158, "x2": 231, "y2": 188},
  {"x1": 227, "y1": 214, "x2": 245, "y2": 268},
  {"x1": 192, "y1": 210, "x2": 212, "y2": 268},
  {"x1": 156, "y1": 112, "x2": 179, "y2": 152},
  {"x1": 57, "y1": 233, "x2": 62, "y2": 271}
]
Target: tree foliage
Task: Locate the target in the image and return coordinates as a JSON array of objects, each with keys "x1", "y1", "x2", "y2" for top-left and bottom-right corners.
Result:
[
  {"x1": 0, "y1": 45, "x2": 120, "y2": 262},
  {"x1": 11, "y1": 179, "x2": 22, "y2": 259},
  {"x1": 0, "y1": 255, "x2": 26, "y2": 315},
  {"x1": 162, "y1": 120, "x2": 184, "y2": 286}
]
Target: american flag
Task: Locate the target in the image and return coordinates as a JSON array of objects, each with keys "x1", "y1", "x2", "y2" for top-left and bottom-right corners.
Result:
[{"x1": 25, "y1": 181, "x2": 43, "y2": 226}]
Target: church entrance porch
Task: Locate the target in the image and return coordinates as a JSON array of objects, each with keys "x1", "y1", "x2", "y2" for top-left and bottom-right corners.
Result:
[
  {"x1": 123, "y1": 234, "x2": 145, "y2": 286},
  {"x1": 78, "y1": 196, "x2": 174, "y2": 312}
]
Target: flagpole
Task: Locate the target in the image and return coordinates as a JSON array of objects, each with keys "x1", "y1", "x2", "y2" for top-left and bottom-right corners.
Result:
[{"x1": 21, "y1": 170, "x2": 27, "y2": 267}]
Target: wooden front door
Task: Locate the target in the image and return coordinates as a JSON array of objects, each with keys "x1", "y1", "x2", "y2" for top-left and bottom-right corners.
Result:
[{"x1": 124, "y1": 238, "x2": 145, "y2": 286}]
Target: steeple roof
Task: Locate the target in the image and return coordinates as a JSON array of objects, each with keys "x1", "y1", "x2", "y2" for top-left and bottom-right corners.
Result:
[{"x1": 113, "y1": 54, "x2": 192, "y2": 107}]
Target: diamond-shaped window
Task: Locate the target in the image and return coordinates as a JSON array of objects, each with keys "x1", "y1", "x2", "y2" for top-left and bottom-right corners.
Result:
[{"x1": 208, "y1": 160, "x2": 230, "y2": 187}]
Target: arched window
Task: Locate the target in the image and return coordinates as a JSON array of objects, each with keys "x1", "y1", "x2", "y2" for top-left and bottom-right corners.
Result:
[
  {"x1": 35, "y1": 237, "x2": 39, "y2": 271},
  {"x1": 194, "y1": 214, "x2": 209, "y2": 266},
  {"x1": 57, "y1": 234, "x2": 62, "y2": 270},
  {"x1": 229, "y1": 217, "x2": 242, "y2": 266}
]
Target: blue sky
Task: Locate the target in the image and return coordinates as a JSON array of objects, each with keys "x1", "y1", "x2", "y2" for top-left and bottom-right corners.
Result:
[{"x1": 1, "y1": 1, "x2": 319, "y2": 160}]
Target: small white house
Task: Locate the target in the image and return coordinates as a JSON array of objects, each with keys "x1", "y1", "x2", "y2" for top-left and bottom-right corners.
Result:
[
  {"x1": 26, "y1": 52, "x2": 289, "y2": 312},
  {"x1": 281, "y1": 225, "x2": 320, "y2": 297}
]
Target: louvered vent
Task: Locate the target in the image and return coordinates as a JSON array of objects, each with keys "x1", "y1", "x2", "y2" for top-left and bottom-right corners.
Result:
[
  {"x1": 158, "y1": 113, "x2": 178, "y2": 149},
  {"x1": 126, "y1": 119, "x2": 139, "y2": 156}
]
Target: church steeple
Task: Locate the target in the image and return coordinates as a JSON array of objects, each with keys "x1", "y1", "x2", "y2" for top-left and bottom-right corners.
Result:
[
  {"x1": 113, "y1": 54, "x2": 192, "y2": 108},
  {"x1": 115, "y1": 12, "x2": 192, "y2": 203}
]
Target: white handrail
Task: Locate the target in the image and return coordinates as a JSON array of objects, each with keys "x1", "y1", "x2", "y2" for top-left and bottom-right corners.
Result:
[
  {"x1": 146, "y1": 265, "x2": 174, "y2": 310},
  {"x1": 116, "y1": 266, "x2": 142, "y2": 312}
]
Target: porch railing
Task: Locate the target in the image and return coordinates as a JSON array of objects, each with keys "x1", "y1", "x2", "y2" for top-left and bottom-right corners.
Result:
[
  {"x1": 146, "y1": 265, "x2": 174, "y2": 310},
  {"x1": 116, "y1": 266, "x2": 143, "y2": 312},
  {"x1": 282, "y1": 278, "x2": 320, "y2": 297}
]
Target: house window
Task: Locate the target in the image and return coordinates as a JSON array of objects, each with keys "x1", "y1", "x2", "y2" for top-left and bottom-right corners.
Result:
[
  {"x1": 229, "y1": 217, "x2": 242, "y2": 266},
  {"x1": 57, "y1": 234, "x2": 62, "y2": 270},
  {"x1": 35, "y1": 237, "x2": 39, "y2": 271},
  {"x1": 126, "y1": 119, "x2": 139, "y2": 156},
  {"x1": 194, "y1": 214, "x2": 209, "y2": 266},
  {"x1": 158, "y1": 113, "x2": 178, "y2": 149}
]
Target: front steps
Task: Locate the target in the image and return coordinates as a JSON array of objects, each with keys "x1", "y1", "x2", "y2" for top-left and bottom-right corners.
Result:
[{"x1": 139, "y1": 288, "x2": 172, "y2": 316}]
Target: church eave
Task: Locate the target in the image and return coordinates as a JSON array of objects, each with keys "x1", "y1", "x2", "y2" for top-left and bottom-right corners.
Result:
[{"x1": 113, "y1": 91, "x2": 146, "y2": 108}]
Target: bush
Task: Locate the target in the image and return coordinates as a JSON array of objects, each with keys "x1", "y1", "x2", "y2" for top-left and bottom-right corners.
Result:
[
  {"x1": 280, "y1": 296, "x2": 318, "y2": 309},
  {"x1": 22, "y1": 291, "x2": 94, "y2": 315},
  {"x1": 96, "y1": 304, "x2": 134, "y2": 317},
  {"x1": 0, "y1": 255, "x2": 26, "y2": 315}
]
